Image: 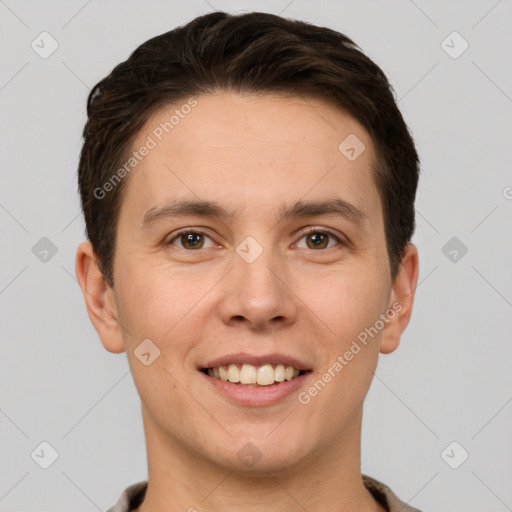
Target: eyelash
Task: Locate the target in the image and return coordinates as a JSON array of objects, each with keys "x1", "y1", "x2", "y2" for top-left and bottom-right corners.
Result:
[{"x1": 166, "y1": 227, "x2": 346, "y2": 251}]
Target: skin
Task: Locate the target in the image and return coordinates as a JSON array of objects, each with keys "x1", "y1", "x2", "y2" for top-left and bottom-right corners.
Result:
[{"x1": 76, "y1": 92, "x2": 419, "y2": 512}]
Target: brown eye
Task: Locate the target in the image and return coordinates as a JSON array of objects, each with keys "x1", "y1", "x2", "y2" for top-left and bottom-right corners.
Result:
[
  {"x1": 168, "y1": 230, "x2": 214, "y2": 250},
  {"x1": 306, "y1": 232, "x2": 329, "y2": 249},
  {"x1": 180, "y1": 232, "x2": 204, "y2": 249},
  {"x1": 296, "y1": 229, "x2": 342, "y2": 250}
]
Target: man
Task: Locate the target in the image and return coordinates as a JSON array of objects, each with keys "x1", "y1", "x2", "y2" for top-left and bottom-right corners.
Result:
[{"x1": 75, "y1": 11, "x2": 421, "y2": 512}]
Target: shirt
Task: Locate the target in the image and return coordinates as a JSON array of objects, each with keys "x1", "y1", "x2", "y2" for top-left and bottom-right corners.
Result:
[{"x1": 106, "y1": 474, "x2": 423, "y2": 512}]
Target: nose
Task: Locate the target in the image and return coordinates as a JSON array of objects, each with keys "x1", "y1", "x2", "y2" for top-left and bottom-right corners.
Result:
[{"x1": 219, "y1": 245, "x2": 298, "y2": 331}]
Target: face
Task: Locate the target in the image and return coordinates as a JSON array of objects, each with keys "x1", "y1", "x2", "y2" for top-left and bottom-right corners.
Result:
[{"x1": 77, "y1": 92, "x2": 418, "y2": 474}]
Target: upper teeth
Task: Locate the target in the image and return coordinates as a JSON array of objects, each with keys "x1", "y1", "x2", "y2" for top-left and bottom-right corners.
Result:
[{"x1": 207, "y1": 364, "x2": 301, "y2": 385}]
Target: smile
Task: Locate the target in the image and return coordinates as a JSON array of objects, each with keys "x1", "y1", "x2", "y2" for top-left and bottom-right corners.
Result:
[{"x1": 202, "y1": 363, "x2": 308, "y2": 386}]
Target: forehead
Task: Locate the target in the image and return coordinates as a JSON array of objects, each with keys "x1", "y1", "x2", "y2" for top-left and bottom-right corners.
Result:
[{"x1": 121, "y1": 92, "x2": 381, "y2": 227}]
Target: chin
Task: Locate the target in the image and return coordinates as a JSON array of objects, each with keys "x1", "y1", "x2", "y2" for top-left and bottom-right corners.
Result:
[{"x1": 211, "y1": 428, "x2": 311, "y2": 474}]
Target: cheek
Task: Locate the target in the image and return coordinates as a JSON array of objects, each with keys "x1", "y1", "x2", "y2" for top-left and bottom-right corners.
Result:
[
  {"x1": 338, "y1": 292, "x2": 387, "y2": 347},
  {"x1": 114, "y1": 259, "x2": 193, "y2": 343},
  {"x1": 305, "y1": 265, "x2": 389, "y2": 346},
  {"x1": 301, "y1": 288, "x2": 385, "y2": 423},
  {"x1": 319, "y1": 270, "x2": 390, "y2": 398}
]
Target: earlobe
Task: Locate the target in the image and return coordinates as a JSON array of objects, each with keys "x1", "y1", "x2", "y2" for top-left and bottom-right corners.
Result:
[
  {"x1": 379, "y1": 244, "x2": 420, "y2": 354},
  {"x1": 75, "y1": 241, "x2": 126, "y2": 354}
]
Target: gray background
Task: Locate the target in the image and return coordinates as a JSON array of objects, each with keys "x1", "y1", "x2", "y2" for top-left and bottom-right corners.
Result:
[{"x1": 1, "y1": 0, "x2": 511, "y2": 510}]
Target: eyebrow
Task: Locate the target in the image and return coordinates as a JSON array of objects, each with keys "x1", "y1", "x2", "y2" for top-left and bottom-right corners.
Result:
[{"x1": 140, "y1": 197, "x2": 368, "y2": 229}]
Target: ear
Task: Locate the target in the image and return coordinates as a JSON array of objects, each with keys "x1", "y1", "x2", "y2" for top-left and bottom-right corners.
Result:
[
  {"x1": 379, "y1": 243, "x2": 419, "y2": 354},
  {"x1": 75, "y1": 241, "x2": 125, "y2": 354}
]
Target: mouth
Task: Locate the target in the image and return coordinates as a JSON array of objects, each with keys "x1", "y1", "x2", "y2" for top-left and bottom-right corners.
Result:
[
  {"x1": 201, "y1": 363, "x2": 311, "y2": 387},
  {"x1": 199, "y1": 353, "x2": 313, "y2": 405}
]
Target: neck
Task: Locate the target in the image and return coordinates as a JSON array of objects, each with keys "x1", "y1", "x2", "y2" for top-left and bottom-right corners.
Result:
[{"x1": 134, "y1": 407, "x2": 384, "y2": 512}]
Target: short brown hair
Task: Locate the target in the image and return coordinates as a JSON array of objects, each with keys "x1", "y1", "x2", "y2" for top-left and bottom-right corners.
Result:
[{"x1": 78, "y1": 11, "x2": 420, "y2": 286}]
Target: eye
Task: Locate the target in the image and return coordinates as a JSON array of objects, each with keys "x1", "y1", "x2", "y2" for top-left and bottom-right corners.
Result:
[
  {"x1": 167, "y1": 229, "x2": 215, "y2": 250},
  {"x1": 295, "y1": 228, "x2": 344, "y2": 250}
]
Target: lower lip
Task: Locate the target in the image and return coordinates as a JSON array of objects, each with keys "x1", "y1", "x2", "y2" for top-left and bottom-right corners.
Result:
[{"x1": 200, "y1": 371, "x2": 311, "y2": 406}]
